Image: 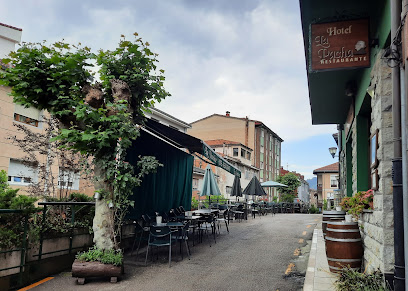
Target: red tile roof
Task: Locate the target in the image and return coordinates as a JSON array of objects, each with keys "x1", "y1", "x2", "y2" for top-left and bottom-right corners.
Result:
[
  {"x1": 313, "y1": 162, "x2": 339, "y2": 174},
  {"x1": 205, "y1": 139, "x2": 241, "y2": 146},
  {"x1": 0, "y1": 22, "x2": 22, "y2": 31}
]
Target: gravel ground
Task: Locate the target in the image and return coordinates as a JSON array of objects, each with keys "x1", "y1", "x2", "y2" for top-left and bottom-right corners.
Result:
[{"x1": 33, "y1": 213, "x2": 321, "y2": 291}]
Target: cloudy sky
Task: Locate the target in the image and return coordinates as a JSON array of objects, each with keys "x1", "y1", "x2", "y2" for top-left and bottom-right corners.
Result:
[{"x1": 2, "y1": 0, "x2": 338, "y2": 179}]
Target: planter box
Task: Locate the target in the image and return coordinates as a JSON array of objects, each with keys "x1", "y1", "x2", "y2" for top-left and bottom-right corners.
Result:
[
  {"x1": 71, "y1": 260, "x2": 122, "y2": 284},
  {"x1": 0, "y1": 250, "x2": 22, "y2": 277}
]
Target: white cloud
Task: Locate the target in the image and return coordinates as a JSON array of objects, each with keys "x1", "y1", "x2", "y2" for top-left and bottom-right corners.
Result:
[{"x1": 2, "y1": 0, "x2": 338, "y2": 176}]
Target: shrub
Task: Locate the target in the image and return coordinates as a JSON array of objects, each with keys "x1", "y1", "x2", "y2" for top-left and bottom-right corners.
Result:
[
  {"x1": 76, "y1": 247, "x2": 123, "y2": 266},
  {"x1": 334, "y1": 266, "x2": 390, "y2": 291},
  {"x1": 309, "y1": 204, "x2": 319, "y2": 214},
  {"x1": 0, "y1": 170, "x2": 38, "y2": 249}
]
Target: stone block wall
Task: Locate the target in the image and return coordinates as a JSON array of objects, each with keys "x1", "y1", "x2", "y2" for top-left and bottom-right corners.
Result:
[{"x1": 358, "y1": 51, "x2": 394, "y2": 273}]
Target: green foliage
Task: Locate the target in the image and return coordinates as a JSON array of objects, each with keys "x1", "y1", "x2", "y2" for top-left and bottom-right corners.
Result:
[
  {"x1": 272, "y1": 196, "x2": 278, "y2": 202},
  {"x1": 340, "y1": 190, "x2": 374, "y2": 219},
  {"x1": 334, "y1": 267, "x2": 390, "y2": 291},
  {"x1": 1, "y1": 35, "x2": 170, "y2": 249},
  {"x1": 76, "y1": 247, "x2": 123, "y2": 266},
  {"x1": 309, "y1": 204, "x2": 319, "y2": 214},
  {"x1": 280, "y1": 193, "x2": 296, "y2": 203},
  {"x1": 191, "y1": 197, "x2": 199, "y2": 210},
  {"x1": 276, "y1": 173, "x2": 301, "y2": 196},
  {"x1": 199, "y1": 195, "x2": 228, "y2": 208},
  {"x1": 69, "y1": 192, "x2": 93, "y2": 202},
  {"x1": 0, "y1": 170, "x2": 38, "y2": 249}
]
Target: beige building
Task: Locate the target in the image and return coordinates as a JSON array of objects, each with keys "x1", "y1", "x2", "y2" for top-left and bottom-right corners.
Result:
[
  {"x1": 0, "y1": 23, "x2": 94, "y2": 197},
  {"x1": 188, "y1": 112, "x2": 283, "y2": 200},
  {"x1": 204, "y1": 139, "x2": 259, "y2": 200},
  {"x1": 312, "y1": 162, "x2": 339, "y2": 208}
]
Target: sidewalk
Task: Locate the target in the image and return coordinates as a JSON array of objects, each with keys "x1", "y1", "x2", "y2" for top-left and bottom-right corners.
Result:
[{"x1": 303, "y1": 226, "x2": 337, "y2": 291}]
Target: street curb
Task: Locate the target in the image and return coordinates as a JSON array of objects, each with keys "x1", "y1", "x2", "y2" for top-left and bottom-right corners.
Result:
[
  {"x1": 303, "y1": 228, "x2": 318, "y2": 291},
  {"x1": 303, "y1": 227, "x2": 337, "y2": 291}
]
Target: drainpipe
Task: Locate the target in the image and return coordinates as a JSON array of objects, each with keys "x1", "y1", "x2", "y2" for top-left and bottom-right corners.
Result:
[
  {"x1": 402, "y1": 3, "x2": 408, "y2": 290},
  {"x1": 403, "y1": 53, "x2": 408, "y2": 291},
  {"x1": 391, "y1": 0, "x2": 405, "y2": 290}
]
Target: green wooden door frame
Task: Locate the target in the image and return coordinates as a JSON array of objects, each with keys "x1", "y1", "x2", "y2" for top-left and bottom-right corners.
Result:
[
  {"x1": 356, "y1": 115, "x2": 370, "y2": 192},
  {"x1": 346, "y1": 139, "x2": 353, "y2": 197}
]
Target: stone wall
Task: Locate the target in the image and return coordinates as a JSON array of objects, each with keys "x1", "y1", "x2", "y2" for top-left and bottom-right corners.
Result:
[{"x1": 359, "y1": 51, "x2": 394, "y2": 273}]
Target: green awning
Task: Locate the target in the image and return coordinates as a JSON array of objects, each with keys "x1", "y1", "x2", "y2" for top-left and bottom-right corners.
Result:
[{"x1": 145, "y1": 119, "x2": 241, "y2": 177}]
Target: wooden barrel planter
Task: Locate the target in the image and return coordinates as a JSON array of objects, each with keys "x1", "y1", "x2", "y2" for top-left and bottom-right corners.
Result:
[
  {"x1": 72, "y1": 260, "x2": 123, "y2": 284},
  {"x1": 325, "y1": 221, "x2": 363, "y2": 273},
  {"x1": 322, "y1": 210, "x2": 346, "y2": 237}
]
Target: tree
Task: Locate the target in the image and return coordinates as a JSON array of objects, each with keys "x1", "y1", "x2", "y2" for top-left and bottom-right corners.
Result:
[
  {"x1": 1, "y1": 34, "x2": 169, "y2": 251},
  {"x1": 276, "y1": 172, "x2": 301, "y2": 203}
]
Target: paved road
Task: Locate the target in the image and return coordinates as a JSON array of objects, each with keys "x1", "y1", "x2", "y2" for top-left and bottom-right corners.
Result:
[{"x1": 33, "y1": 213, "x2": 321, "y2": 291}]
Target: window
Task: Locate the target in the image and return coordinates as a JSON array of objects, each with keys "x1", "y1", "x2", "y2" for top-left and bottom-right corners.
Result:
[
  {"x1": 241, "y1": 148, "x2": 245, "y2": 157},
  {"x1": 260, "y1": 170, "x2": 264, "y2": 179},
  {"x1": 233, "y1": 148, "x2": 238, "y2": 156},
  {"x1": 330, "y1": 175, "x2": 338, "y2": 188},
  {"x1": 193, "y1": 178, "x2": 199, "y2": 189},
  {"x1": 226, "y1": 186, "x2": 232, "y2": 194},
  {"x1": 58, "y1": 168, "x2": 80, "y2": 190},
  {"x1": 14, "y1": 114, "x2": 39, "y2": 127},
  {"x1": 14, "y1": 104, "x2": 41, "y2": 127},
  {"x1": 247, "y1": 152, "x2": 251, "y2": 160},
  {"x1": 260, "y1": 161, "x2": 264, "y2": 169},
  {"x1": 8, "y1": 159, "x2": 38, "y2": 185},
  {"x1": 245, "y1": 170, "x2": 250, "y2": 179},
  {"x1": 260, "y1": 153, "x2": 264, "y2": 162}
]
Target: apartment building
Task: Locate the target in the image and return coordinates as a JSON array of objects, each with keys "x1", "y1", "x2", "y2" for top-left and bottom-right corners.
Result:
[
  {"x1": 312, "y1": 162, "x2": 339, "y2": 208},
  {"x1": 0, "y1": 23, "x2": 94, "y2": 197},
  {"x1": 188, "y1": 112, "x2": 283, "y2": 200}
]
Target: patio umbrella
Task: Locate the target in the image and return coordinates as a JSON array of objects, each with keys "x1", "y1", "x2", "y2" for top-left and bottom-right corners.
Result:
[
  {"x1": 230, "y1": 175, "x2": 243, "y2": 201},
  {"x1": 261, "y1": 181, "x2": 288, "y2": 187},
  {"x1": 200, "y1": 165, "x2": 221, "y2": 206},
  {"x1": 242, "y1": 176, "x2": 267, "y2": 200}
]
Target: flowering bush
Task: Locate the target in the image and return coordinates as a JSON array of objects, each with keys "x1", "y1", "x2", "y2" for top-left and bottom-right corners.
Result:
[{"x1": 340, "y1": 190, "x2": 374, "y2": 219}]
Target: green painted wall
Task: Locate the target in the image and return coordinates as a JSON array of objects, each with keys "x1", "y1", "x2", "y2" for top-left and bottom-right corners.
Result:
[
  {"x1": 356, "y1": 115, "x2": 370, "y2": 191},
  {"x1": 346, "y1": 140, "x2": 353, "y2": 197}
]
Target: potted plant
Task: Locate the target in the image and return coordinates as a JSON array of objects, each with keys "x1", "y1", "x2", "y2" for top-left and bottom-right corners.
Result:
[
  {"x1": 340, "y1": 190, "x2": 374, "y2": 221},
  {"x1": 72, "y1": 247, "x2": 123, "y2": 284}
]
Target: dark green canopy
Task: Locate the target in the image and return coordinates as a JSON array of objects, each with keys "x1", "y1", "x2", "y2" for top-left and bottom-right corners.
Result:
[{"x1": 126, "y1": 131, "x2": 193, "y2": 219}]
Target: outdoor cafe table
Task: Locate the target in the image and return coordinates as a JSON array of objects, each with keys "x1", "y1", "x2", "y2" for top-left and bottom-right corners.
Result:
[
  {"x1": 193, "y1": 209, "x2": 219, "y2": 215},
  {"x1": 153, "y1": 222, "x2": 184, "y2": 228}
]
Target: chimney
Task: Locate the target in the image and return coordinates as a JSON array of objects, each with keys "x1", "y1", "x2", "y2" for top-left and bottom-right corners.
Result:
[{"x1": 226, "y1": 111, "x2": 230, "y2": 117}]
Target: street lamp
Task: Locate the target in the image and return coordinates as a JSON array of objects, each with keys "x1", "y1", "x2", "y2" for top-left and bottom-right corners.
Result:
[{"x1": 329, "y1": 147, "x2": 338, "y2": 158}]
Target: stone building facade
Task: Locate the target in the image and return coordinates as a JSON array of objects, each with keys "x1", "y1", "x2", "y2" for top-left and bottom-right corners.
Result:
[{"x1": 352, "y1": 52, "x2": 394, "y2": 273}]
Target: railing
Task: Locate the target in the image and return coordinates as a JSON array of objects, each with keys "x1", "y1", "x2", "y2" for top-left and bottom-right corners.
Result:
[
  {"x1": 0, "y1": 201, "x2": 95, "y2": 289},
  {"x1": 0, "y1": 209, "x2": 27, "y2": 287},
  {"x1": 36, "y1": 202, "x2": 95, "y2": 260}
]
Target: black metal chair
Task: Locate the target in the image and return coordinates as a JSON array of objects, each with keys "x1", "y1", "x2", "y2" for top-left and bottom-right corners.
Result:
[
  {"x1": 173, "y1": 221, "x2": 191, "y2": 260},
  {"x1": 198, "y1": 214, "x2": 217, "y2": 246},
  {"x1": 130, "y1": 221, "x2": 149, "y2": 257},
  {"x1": 145, "y1": 226, "x2": 176, "y2": 267},
  {"x1": 216, "y1": 210, "x2": 229, "y2": 234}
]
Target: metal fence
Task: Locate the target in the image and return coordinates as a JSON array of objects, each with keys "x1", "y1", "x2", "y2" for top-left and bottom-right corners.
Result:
[{"x1": 0, "y1": 201, "x2": 95, "y2": 288}]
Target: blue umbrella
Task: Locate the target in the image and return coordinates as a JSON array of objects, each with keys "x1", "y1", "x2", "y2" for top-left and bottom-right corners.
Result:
[
  {"x1": 200, "y1": 165, "x2": 221, "y2": 206},
  {"x1": 261, "y1": 181, "x2": 288, "y2": 187}
]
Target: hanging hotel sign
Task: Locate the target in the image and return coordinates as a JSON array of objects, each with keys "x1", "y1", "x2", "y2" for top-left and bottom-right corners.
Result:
[{"x1": 310, "y1": 18, "x2": 370, "y2": 71}]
